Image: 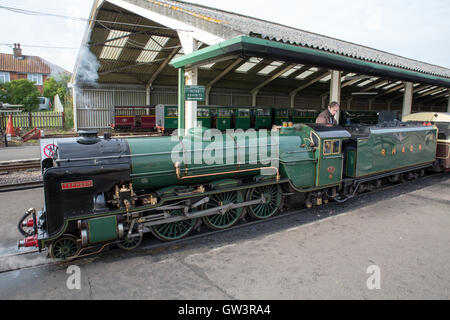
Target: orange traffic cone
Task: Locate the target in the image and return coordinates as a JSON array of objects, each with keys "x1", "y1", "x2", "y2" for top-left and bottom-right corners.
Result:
[{"x1": 5, "y1": 114, "x2": 15, "y2": 137}]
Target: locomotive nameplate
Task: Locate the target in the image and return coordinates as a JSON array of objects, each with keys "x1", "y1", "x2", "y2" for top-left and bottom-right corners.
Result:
[{"x1": 61, "y1": 180, "x2": 93, "y2": 190}]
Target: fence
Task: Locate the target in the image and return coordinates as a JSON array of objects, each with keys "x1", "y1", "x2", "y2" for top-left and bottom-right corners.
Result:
[{"x1": 0, "y1": 111, "x2": 65, "y2": 130}]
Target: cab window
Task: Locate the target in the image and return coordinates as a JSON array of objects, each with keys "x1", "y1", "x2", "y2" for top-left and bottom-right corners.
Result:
[
  {"x1": 324, "y1": 139, "x2": 341, "y2": 155},
  {"x1": 323, "y1": 140, "x2": 332, "y2": 155},
  {"x1": 333, "y1": 140, "x2": 341, "y2": 153}
]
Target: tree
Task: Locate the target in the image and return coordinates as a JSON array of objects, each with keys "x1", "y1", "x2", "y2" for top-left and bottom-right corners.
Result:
[
  {"x1": 0, "y1": 79, "x2": 40, "y2": 111},
  {"x1": 43, "y1": 73, "x2": 70, "y2": 105}
]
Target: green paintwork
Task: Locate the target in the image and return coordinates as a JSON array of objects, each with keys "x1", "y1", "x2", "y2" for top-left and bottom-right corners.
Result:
[
  {"x1": 345, "y1": 150, "x2": 357, "y2": 177},
  {"x1": 348, "y1": 126, "x2": 437, "y2": 177},
  {"x1": 278, "y1": 125, "x2": 346, "y2": 188},
  {"x1": 165, "y1": 106, "x2": 179, "y2": 130},
  {"x1": 88, "y1": 216, "x2": 118, "y2": 244},
  {"x1": 292, "y1": 110, "x2": 320, "y2": 124},
  {"x1": 274, "y1": 108, "x2": 290, "y2": 126},
  {"x1": 216, "y1": 107, "x2": 232, "y2": 130},
  {"x1": 126, "y1": 130, "x2": 277, "y2": 191},
  {"x1": 235, "y1": 108, "x2": 251, "y2": 130},
  {"x1": 318, "y1": 153, "x2": 343, "y2": 186},
  {"x1": 254, "y1": 108, "x2": 272, "y2": 129},
  {"x1": 197, "y1": 108, "x2": 211, "y2": 128},
  {"x1": 278, "y1": 126, "x2": 316, "y2": 189}
]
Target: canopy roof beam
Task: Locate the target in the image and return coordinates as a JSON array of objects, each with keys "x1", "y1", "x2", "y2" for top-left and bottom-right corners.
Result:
[
  {"x1": 289, "y1": 71, "x2": 331, "y2": 107},
  {"x1": 416, "y1": 87, "x2": 447, "y2": 98},
  {"x1": 205, "y1": 58, "x2": 244, "y2": 105},
  {"x1": 376, "y1": 83, "x2": 405, "y2": 98},
  {"x1": 251, "y1": 63, "x2": 296, "y2": 95}
]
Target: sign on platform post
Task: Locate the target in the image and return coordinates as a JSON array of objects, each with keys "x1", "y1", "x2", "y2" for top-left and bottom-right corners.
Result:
[{"x1": 185, "y1": 85, "x2": 205, "y2": 101}]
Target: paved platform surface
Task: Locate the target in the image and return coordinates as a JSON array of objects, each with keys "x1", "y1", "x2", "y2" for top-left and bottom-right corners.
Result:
[
  {"x1": 0, "y1": 145, "x2": 40, "y2": 162},
  {"x1": 0, "y1": 174, "x2": 449, "y2": 300}
]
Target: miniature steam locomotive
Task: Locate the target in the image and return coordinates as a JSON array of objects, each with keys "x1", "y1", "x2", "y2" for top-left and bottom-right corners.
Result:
[{"x1": 18, "y1": 122, "x2": 440, "y2": 260}]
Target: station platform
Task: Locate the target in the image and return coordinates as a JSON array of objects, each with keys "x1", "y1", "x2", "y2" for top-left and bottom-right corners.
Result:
[
  {"x1": 0, "y1": 174, "x2": 448, "y2": 299},
  {"x1": 0, "y1": 145, "x2": 40, "y2": 162}
]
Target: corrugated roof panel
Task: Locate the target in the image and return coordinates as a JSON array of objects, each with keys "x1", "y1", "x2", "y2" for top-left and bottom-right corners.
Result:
[
  {"x1": 382, "y1": 81, "x2": 403, "y2": 90},
  {"x1": 199, "y1": 62, "x2": 215, "y2": 69},
  {"x1": 430, "y1": 89, "x2": 447, "y2": 96},
  {"x1": 235, "y1": 57, "x2": 262, "y2": 73},
  {"x1": 319, "y1": 74, "x2": 332, "y2": 83},
  {"x1": 279, "y1": 64, "x2": 303, "y2": 78},
  {"x1": 257, "y1": 61, "x2": 284, "y2": 75},
  {"x1": 296, "y1": 67, "x2": 319, "y2": 80},
  {"x1": 136, "y1": 36, "x2": 170, "y2": 63},
  {"x1": 100, "y1": 30, "x2": 130, "y2": 61},
  {"x1": 341, "y1": 73, "x2": 357, "y2": 81},
  {"x1": 356, "y1": 79, "x2": 378, "y2": 87},
  {"x1": 418, "y1": 86, "x2": 437, "y2": 94},
  {"x1": 375, "y1": 81, "x2": 390, "y2": 89}
]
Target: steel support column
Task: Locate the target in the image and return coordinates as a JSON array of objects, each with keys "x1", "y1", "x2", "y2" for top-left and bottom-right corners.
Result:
[
  {"x1": 329, "y1": 70, "x2": 341, "y2": 123},
  {"x1": 402, "y1": 82, "x2": 414, "y2": 118},
  {"x1": 178, "y1": 68, "x2": 185, "y2": 136},
  {"x1": 71, "y1": 83, "x2": 78, "y2": 131},
  {"x1": 178, "y1": 31, "x2": 199, "y2": 134},
  {"x1": 448, "y1": 90, "x2": 450, "y2": 113},
  {"x1": 185, "y1": 67, "x2": 198, "y2": 132}
]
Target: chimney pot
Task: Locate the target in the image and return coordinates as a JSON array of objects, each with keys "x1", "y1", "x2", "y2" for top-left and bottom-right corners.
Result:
[{"x1": 13, "y1": 43, "x2": 23, "y2": 59}]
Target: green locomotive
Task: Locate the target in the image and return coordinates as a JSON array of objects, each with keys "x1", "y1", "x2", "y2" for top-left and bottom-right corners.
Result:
[{"x1": 18, "y1": 123, "x2": 438, "y2": 260}]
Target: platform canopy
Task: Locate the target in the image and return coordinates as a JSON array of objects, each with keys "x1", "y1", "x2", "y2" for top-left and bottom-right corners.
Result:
[
  {"x1": 73, "y1": 0, "x2": 450, "y2": 99},
  {"x1": 71, "y1": 0, "x2": 450, "y2": 131}
]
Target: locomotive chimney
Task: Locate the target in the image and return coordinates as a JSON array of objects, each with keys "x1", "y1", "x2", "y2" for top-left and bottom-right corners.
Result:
[{"x1": 13, "y1": 43, "x2": 23, "y2": 60}]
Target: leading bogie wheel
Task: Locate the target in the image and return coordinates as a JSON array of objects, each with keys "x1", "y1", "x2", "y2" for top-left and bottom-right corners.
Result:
[
  {"x1": 203, "y1": 191, "x2": 245, "y2": 230},
  {"x1": 246, "y1": 184, "x2": 282, "y2": 220},
  {"x1": 49, "y1": 234, "x2": 81, "y2": 260}
]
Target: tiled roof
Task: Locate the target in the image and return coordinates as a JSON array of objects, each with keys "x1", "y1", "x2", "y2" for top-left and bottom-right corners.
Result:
[
  {"x1": 0, "y1": 53, "x2": 52, "y2": 74},
  {"x1": 145, "y1": 0, "x2": 450, "y2": 79}
]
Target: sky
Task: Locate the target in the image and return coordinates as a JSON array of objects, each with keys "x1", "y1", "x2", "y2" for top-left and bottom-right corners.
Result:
[{"x1": 0, "y1": 0, "x2": 449, "y2": 73}]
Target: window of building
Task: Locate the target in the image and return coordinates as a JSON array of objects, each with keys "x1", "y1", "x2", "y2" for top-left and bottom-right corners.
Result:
[
  {"x1": 197, "y1": 109, "x2": 209, "y2": 117},
  {"x1": 28, "y1": 73, "x2": 43, "y2": 85},
  {"x1": 238, "y1": 109, "x2": 250, "y2": 118},
  {"x1": 167, "y1": 108, "x2": 178, "y2": 117},
  {"x1": 0, "y1": 72, "x2": 10, "y2": 83}
]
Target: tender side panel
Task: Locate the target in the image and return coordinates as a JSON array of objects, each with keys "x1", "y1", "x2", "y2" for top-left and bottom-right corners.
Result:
[{"x1": 354, "y1": 127, "x2": 437, "y2": 177}]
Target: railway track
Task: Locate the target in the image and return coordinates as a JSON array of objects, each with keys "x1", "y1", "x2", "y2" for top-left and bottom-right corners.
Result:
[
  {"x1": 0, "y1": 181, "x2": 43, "y2": 193},
  {"x1": 0, "y1": 171, "x2": 447, "y2": 274},
  {"x1": 0, "y1": 159, "x2": 40, "y2": 172}
]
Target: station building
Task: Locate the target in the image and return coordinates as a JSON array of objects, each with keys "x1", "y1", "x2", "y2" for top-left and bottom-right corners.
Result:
[{"x1": 71, "y1": 0, "x2": 450, "y2": 131}]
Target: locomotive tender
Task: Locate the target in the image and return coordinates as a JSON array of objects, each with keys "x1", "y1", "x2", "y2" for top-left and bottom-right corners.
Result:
[{"x1": 18, "y1": 122, "x2": 439, "y2": 260}]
